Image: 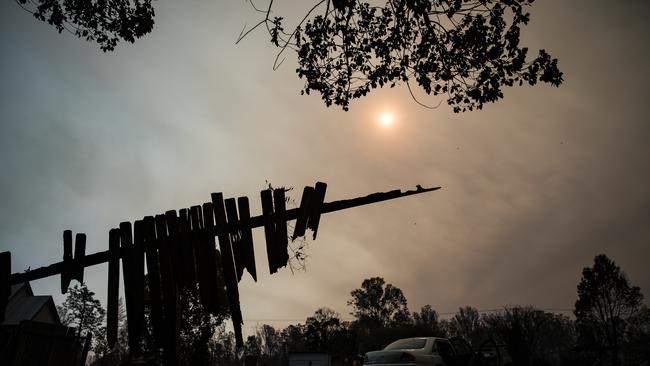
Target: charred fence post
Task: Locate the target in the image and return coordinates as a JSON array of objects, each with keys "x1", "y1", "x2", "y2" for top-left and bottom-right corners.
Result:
[
  {"x1": 308, "y1": 182, "x2": 327, "y2": 239},
  {"x1": 72, "y1": 233, "x2": 86, "y2": 284},
  {"x1": 120, "y1": 221, "x2": 145, "y2": 356},
  {"x1": 61, "y1": 230, "x2": 73, "y2": 293},
  {"x1": 201, "y1": 202, "x2": 222, "y2": 315},
  {"x1": 178, "y1": 209, "x2": 197, "y2": 290},
  {"x1": 143, "y1": 216, "x2": 164, "y2": 347},
  {"x1": 224, "y1": 198, "x2": 244, "y2": 282},
  {"x1": 106, "y1": 228, "x2": 120, "y2": 349},
  {"x1": 237, "y1": 197, "x2": 256, "y2": 282},
  {"x1": 211, "y1": 192, "x2": 244, "y2": 349},
  {"x1": 0, "y1": 251, "x2": 10, "y2": 323},
  {"x1": 261, "y1": 189, "x2": 278, "y2": 274},
  {"x1": 273, "y1": 188, "x2": 290, "y2": 268},
  {"x1": 156, "y1": 213, "x2": 178, "y2": 366},
  {"x1": 61, "y1": 231, "x2": 87, "y2": 294},
  {"x1": 129, "y1": 220, "x2": 146, "y2": 355},
  {"x1": 292, "y1": 186, "x2": 314, "y2": 240}
]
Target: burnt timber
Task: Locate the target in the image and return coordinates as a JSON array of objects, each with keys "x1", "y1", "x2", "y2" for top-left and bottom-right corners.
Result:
[{"x1": 10, "y1": 185, "x2": 439, "y2": 285}]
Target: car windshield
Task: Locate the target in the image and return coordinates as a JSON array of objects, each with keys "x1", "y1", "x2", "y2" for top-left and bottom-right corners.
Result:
[{"x1": 384, "y1": 339, "x2": 427, "y2": 350}]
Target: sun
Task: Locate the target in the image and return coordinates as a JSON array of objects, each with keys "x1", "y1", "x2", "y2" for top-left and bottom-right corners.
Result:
[{"x1": 379, "y1": 112, "x2": 394, "y2": 127}]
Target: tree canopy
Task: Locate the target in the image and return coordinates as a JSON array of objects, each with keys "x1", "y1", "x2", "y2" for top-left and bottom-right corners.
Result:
[
  {"x1": 255, "y1": 0, "x2": 563, "y2": 111},
  {"x1": 447, "y1": 306, "x2": 483, "y2": 345},
  {"x1": 56, "y1": 283, "x2": 106, "y2": 339},
  {"x1": 347, "y1": 276, "x2": 410, "y2": 327},
  {"x1": 14, "y1": 0, "x2": 562, "y2": 111},
  {"x1": 14, "y1": 0, "x2": 154, "y2": 52},
  {"x1": 412, "y1": 304, "x2": 443, "y2": 336},
  {"x1": 304, "y1": 307, "x2": 346, "y2": 352}
]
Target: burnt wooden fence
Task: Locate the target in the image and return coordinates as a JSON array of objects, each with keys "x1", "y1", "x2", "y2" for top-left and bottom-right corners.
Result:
[{"x1": 0, "y1": 182, "x2": 439, "y2": 365}]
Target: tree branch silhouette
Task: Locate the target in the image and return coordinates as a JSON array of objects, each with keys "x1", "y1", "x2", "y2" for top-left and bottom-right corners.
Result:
[{"x1": 241, "y1": 0, "x2": 563, "y2": 111}]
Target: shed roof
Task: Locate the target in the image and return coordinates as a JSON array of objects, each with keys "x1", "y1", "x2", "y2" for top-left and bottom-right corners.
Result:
[
  {"x1": 1, "y1": 282, "x2": 61, "y2": 326},
  {"x1": 9, "y1": 282, "x2": 34, "y2": 301}
]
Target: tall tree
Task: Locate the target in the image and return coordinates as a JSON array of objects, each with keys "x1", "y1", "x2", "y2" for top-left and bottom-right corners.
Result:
[
  {"x1": 245, "y1": 335, "x2": 262, "y2": 357},
  {"x1": 446, "y1": 306, "x2": 484, "y2": 346},
  {"x1": 483, "y1": 306, "x2": 575, "y2": 366},
  {"x1": 256, "y1": 324, "x2": 281, "y2": 357},
  {"x1": 413, "y1": 304, "x2": 444, "y2": 336},
  {"x1": 279, "y1": 324, "x2": 307, "y2": 354},
  {"x1": 348, "y1": 277, "x2": 411, "y2": 328},
  {"x1": 133, "y1": 276, "x2": 229, "y2": 365},
  {"x1": 177, "y1": 285, "x2": 229, "y2": 365},
  {"x1": 622, "y1": 305, "x2": 650, "y2": 365},
  {"x1": 304, "y1": 307, "x2": 344, "y2": 352},
  {"x1": 92, "y1": 297, "x2": 128, "y2": 361},
  {"x1": 57, "y1": 283, "x2": 106, "y2": 338},
  {"x1": 574, "y1": 254, "x2": 644, "y2": 366},
  {"x1": 212, "y1": 324, "x2": 237, "y2": 363}
]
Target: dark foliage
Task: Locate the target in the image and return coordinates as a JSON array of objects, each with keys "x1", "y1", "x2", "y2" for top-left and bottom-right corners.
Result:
[
  {"x1": 258, "y1": 0, "x2": 563, "y2": 111},
  {"x1": 177, "y1": 285, "x2": 229, "y2": 365},
  {"x1": 622, "y1": 306, "x2": 650, "y2": 366},
  {"x1": 62, "y1": 258, "x2": 647, "y2": 366},
  {"x1": 93, "y1": 274, "x2": 229, "y2": 365},
  {"x1": 412, "y1": 304, "x2": 445, "y2": 336},
  {"x1": 347, "y1": 276, "x2": 411, "y2": 328},
  {"x1": 444, "y1": 306, "x2": 485, "y2": 346},
  {"x1": 14, "y1": 0, "x2": 155, "y2": 51},
  {"x1": 482, "y1": 306, "x2": 575, "y2": 366},
  {"x1": 574, "y1": 254, "x2": 645, "y2": 366},
  {"x1": 304, "y1": 307, "x2": 346, "y2": 352},
  {"x1": 13, "y1": 1, "x2": 562, "y2": 111},
  {"x1": 57, "y1": 282, "x2": 105, "y2": 339}
]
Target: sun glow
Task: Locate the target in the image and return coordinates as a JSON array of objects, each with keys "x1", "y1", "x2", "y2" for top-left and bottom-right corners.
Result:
[{"x1": 379, "y1": 112, "x2": 394, "y2": 127}]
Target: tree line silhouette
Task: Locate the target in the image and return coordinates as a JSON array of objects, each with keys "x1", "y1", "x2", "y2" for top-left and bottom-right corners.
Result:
[{"x1": 59, "y1": 254, "x2": 648, "y2": 366}]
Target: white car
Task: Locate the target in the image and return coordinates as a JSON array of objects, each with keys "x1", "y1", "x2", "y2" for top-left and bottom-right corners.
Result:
[{"x1": 364, "y1": 337, "x2": 474, "y2": 366}]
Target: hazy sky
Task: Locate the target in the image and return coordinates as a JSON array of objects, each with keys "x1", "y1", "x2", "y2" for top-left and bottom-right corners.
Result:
[{"x1": 1, "y1": 0, "x2": 648, "y2": 333}]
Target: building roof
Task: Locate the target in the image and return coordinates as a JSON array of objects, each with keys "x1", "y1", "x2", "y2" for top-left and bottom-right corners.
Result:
[
  {"x1": 9, "y1": 282, "x2": 34, "y2": 301},
  {"x1": 1, "y1": 282, "x2": 61, "y2": 326}
]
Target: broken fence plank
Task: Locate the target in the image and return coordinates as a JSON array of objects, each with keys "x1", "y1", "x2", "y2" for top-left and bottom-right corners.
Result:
[
  {"x1": 129, "y1": 219, "x2": 146, "y2": 355},
  {"x1": 165, "y1": 210, "x2": 183, "y2": 289},
  {"x1": 178, "y1": 208, "x2": 196, "y2": 288},
  {"x1": 106, "y1": 228, "x2": 120, "y2": 349},
  {"x1": 61, "y1": 230, "x2": 73, "y2": 294},
  {"x1": 224, "y1": 198, "x2": 244, "y2": 282},
  {"x1": 0, "y1": 251, "x2": 10, "y2": 323},
  {"x1": 201, "y1": 202, "x2": 221, "y2": 315},
  {"x1": 211, "y1": 192, "x2": 243, "y2": 348},
  {"x1": 143, "y1": 215, "x2": 164, "y2": 347},
  {"x1": 120, "y1": 221, "x2": 142, "y2": 356},
  {"x1": 292, "y1": 186, "x2": 314, "y2": 240},
  {"x1": 72, "y1": 233, "x2": 86, "y2": 285},
  {"x1": 307, "y1": 182, "x2": 327, "y2": 239},
  {"x1": 237, "y1": 196, "x2": 256, "y2": 282},
  {"x1": 260, "y1": 189, "x2": 278, "y2": 274},
  {"x1": 191, "y1": 205, "x2": 211, "y2": 310},
  {"x1": 273, "y1": 189, "x2": 289, "y2": 270},
  {"x1": 156, "y1": 214, "x2": 178, "y2": 366}
]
